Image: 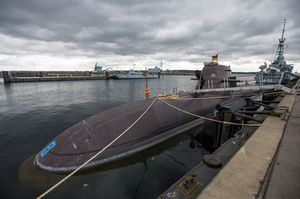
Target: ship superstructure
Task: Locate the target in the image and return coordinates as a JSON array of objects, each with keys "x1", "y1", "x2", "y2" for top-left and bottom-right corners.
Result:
[{"x1": 255, "y1": 19, "x2": 294, "y2": 84}]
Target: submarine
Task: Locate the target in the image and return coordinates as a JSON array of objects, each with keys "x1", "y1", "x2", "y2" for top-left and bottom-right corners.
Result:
[{"x1": 34, "y1": 57, "x2": 250, "y2": 173}]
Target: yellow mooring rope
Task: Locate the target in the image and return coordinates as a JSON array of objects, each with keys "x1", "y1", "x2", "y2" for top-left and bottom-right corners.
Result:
[
  {"x1": 157, "y1": 98, "x2": 261, "y2": 127},
  {"x1": 36, "y1": 97, "x2": 158, "y2": 199},
  {"x1": 174, "y1": 91, "x2": 287, "y2": 100}
]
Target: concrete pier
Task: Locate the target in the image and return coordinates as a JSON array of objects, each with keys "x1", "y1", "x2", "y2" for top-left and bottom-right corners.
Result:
[
  {"x1": 197, "y1": 94, "x2": 299, "y2": 199},
  {"x1": 1, "y1": 71, "x2": 107, "y2": 83},
  {"x1": 5, "y1": 75, "x2": 107, "y2": 83},
  {"x1": 263, "y1": 94, "x2": 300, "y2": 199}
]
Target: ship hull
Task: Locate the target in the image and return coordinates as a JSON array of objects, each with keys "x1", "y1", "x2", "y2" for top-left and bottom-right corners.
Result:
[
  {"x1": 34, "y1": 96, "x2": 222, "y2": 173},
  {"x1": 112, "y1": 75, "x2": 158, "y2": 80},
  {"x1": 255, "y1": 72, "x2": 291, "y2": 85}
]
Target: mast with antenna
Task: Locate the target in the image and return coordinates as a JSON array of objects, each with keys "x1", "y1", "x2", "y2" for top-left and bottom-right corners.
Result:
[{"x1": 273, "y1": 18, "x2": 286, "y2": 62}]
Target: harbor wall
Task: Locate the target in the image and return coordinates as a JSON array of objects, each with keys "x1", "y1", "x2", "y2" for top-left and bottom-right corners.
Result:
[
  {"x1": 0, "y1": 70, "x2": 256, "y2": 83},
  {"x1": 0, "y1": 70, "x2": 186, "y2": 83},
  {"x1": 1, "y1": 71, "x2": 107, "y2": 83},
  {"x1": 4, "y1": 70, "x2": 93, "y2": 77},
  {"x1": 2, "y1": 71, "x2": 11, "y2": 83}
]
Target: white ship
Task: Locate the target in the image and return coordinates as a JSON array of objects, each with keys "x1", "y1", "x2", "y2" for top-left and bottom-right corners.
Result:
[{"x1": 113, "y1": 70, "x2": 159, "y2": 80}]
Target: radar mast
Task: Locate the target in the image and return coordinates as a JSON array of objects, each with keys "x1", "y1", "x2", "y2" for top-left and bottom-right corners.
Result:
[{"x1": 273, "y1": 19, "x2": 286, "y2": 62}]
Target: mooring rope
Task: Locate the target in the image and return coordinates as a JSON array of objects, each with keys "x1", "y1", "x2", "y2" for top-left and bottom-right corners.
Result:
[
  {"x1": 37, "y1": 97, "x2": 158, "y2": 199},
  {"x1": 172, "y1": 91, "x2": 287, "y2": 101},
  {"x1": 158, "y1": 98, "x2": 261, "y2": 127}
]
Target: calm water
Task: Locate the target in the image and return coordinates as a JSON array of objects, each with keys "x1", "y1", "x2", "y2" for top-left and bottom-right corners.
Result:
[{"x1": 0, "y1": 76, "x2": 208, "y2": 199}]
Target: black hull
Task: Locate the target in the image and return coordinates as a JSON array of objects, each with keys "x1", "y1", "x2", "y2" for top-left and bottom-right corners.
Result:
[
  {"x1": 35, "y1": 119, "x2": 204, "y2": 173},
  {"x1": 35, "y1": 96, "x2": 223, "y2": 173}
]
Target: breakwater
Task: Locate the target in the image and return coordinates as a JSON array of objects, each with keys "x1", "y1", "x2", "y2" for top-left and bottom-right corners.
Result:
[
  {"x1": 1, "y1": 71, "x2": 108, "y2": 83},
  {"x1": 1, "y1": 70, "x2": 257, "y2": 83},
  {"x1": 1, "y1": 70, "x2": 190, "y2": 83}
]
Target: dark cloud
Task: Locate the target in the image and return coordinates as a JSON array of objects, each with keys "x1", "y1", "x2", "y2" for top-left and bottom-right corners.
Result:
[{"x1": 0, "y1": 0, "x2": 299, "y2": 71}]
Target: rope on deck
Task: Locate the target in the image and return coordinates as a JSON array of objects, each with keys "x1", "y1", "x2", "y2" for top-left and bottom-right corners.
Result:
[
  {"x1": 158, "y1": 98, "x2": 261, "y2": 127},
  {"x1": 175, "y1": 91, "x2": 287, "y2": 100},
  {"x1": 36, "y1": 97, "x2": 158, "y2": 199}
]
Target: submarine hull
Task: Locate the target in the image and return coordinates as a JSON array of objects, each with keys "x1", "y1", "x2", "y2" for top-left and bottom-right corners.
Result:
[{"x1": 35, "y1": 97, "x2": 223, "y2": 173}]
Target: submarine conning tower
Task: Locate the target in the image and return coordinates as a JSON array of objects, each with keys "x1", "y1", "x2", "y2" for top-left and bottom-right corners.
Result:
[{"x1": 201, "y1": 55, "x2": 232, "y2": 89}]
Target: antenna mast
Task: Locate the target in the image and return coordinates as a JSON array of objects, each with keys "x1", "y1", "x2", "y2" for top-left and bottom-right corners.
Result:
[
  {"x1": 273, "y1": 19, "x2": 286, "y2": 62},
  {"x1": 160, "y1": 59, "x2": 163, "y2": 71}
]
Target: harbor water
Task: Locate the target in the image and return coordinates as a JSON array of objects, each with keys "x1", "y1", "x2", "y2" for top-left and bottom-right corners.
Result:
[
  {"x1": 0, "y1": 75, "x2": 254, "y2": 199},
  {"x1": 0, "y1": 76, "x2": 202, "y2": 199}
]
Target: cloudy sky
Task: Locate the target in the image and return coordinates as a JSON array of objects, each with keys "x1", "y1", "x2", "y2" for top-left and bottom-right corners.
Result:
[{"x1": 0, "y1": 0, "x2": 299, "y2": 72}]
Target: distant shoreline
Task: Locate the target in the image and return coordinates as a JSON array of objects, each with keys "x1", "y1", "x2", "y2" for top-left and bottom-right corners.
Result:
[{"x1": 0, "y1": 70, "x2": 256, "y2": 83}]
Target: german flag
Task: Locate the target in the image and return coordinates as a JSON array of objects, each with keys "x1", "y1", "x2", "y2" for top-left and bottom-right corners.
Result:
[{"x1": 212, "y1": 54, "x2": 218, "y2": 62}]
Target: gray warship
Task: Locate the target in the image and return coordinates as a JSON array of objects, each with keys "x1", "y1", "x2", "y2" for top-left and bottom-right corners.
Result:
[{"x1": 255, "y1": 19, "x2": 294, "y2": 84}]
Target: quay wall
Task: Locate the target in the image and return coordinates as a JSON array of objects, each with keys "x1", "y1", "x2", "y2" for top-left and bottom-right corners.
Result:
[
  {"x1": 0, "y1": 70, "x2": 256, "y2": 83},
  {"x1": 1, "y1": 71, "x2": 107, "y2": 83}
]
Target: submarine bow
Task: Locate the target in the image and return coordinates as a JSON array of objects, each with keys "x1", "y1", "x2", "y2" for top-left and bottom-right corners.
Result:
[{"x1": 35, "y1": 98, "x2": 221, "y2": 173}]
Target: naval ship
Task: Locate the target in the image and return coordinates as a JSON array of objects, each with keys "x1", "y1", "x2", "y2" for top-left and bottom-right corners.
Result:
[{"x1": 255, "y1": 19, "x2": 295, "y2": 84}]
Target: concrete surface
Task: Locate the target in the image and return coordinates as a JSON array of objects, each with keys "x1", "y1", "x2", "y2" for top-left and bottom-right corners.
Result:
[
  {"x1": 264, "y1": 95, "x2": 300, "y2": 199},
  {"x1": 197, "y1": 94, "x2": 296, "y2": 199}
]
